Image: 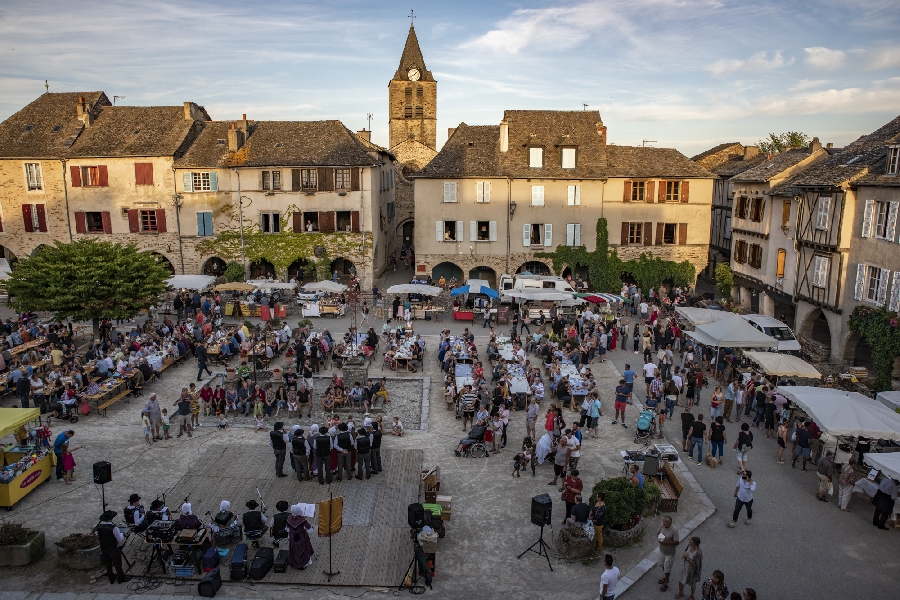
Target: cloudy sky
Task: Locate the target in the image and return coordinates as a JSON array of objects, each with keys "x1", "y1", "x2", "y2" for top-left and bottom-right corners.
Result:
[{"x1": 1, "y1": 0, "x2": 898, "y2": 156}]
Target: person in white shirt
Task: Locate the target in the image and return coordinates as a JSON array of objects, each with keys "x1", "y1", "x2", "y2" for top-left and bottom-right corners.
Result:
[
  {"x1": 639, "y1": 301, "x2": 649, "y2": 320},
  {"x1": 729, "y1": 470, "x2": 756, "y2": 527},
  {"x1": 599, "y1": 553, "x2": 620, "y2": 599},
  {"x1": 643, "y1": 361, "x2": 657, "y2": 397}
]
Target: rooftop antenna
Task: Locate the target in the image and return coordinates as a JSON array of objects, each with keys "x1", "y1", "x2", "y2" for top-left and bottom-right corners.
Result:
[
  {"x1": 113, "y1": 95, "x2": 125, "y2": 105},
  {"x1": 44, "y1": 80, "x2": 49, "y2": 94},
  {"x1": 642, "y1": 140, "x2": 657, "y2": 147},
  {"x1": 582, "y1": 103, "x2": 588, "y2": 111},
  {"x1": 367, "y1": 113, "x2": 373, "y2": 131}
]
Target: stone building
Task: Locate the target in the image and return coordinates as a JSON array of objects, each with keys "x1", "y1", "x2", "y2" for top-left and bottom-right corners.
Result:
[
  {"x1": 412, "y1": 110, "x2": 714, "y2": 286},
  {"x1": 0, "y1": 91, "x2": 207, "y2": 271}
]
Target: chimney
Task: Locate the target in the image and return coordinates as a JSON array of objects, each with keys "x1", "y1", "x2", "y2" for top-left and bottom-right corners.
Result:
[
  {"x1": 743, "y1": 146, "x2": 759, "y2": 160},
  {"x1": 809, "y1": 137, "x2": 822, "y2": 152},
  {"x1": 597, "y1": 123, "x2": 607, "y2": 145},
  {"x1": 237, "y1": 113, "x2": 249, "y2": 133},
  {"x1": 76, "y1": 96, "x2": 93, "y2": 126},
  {"x1": 183, "y1": 101, "x2": 197, "y2": 121},
  {"x1": 447, "y1": 127, "x2": 456, "y2": 139},
  {"x1": 356, "y1": 129, "x2": 371, "y2": 143},
  {"x1": 227, "y1": 122, "x2": 245, "y2": 152},
  {"x1": 499, "y1": 120, "x2": 508, "y2": 153},
  {"x1": 826, "y1": 142, "x2": 833, "y2": 149}
]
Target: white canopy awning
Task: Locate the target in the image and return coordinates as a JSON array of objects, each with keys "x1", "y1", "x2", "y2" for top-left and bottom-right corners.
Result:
[
  {"x1": 675, "y1": 306, "x2": 735, "y2": 326},
  {"x1": 247, "y1": 279, "x2": 296, "y2": 290},
  {"x1": 866, "y1": 452, "x2": 900, "y2": 481},
  {"x1": 167, "y1": 275, "x2": 216, "y2": 290},
  {"x1": 387, "y1": 284, "x2": 443, "y2": 296},
  {"x1": 303, "y1": 280, "x2": 346, "y2": 293},
  {"x1": 505, "y1": 289, "x2": 574, "y2": 301},
  {"x1": 685, "y1": 315, "x2": 777, "y2": 348},
  {"x1": 876, "y1": 391, "x2": 900, "y2": 412},
  {"x1": 743, "y1": 351, "x2": 821, "y2": 378},
  {"x1": 776, "y1": 386, "x2": 900, "y2": 441}
]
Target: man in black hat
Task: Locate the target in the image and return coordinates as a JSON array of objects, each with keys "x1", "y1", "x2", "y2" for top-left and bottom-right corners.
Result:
[
  {"x1": 270, "y1": 422, "x2": 288, "y2": 477},
  {"x1": 271, "y1": 500, "x2": 290, "y2": 546},
  {"x1": 241, "y1": 500, "x2": 267, "y2": 547},
  {"x1": 97, "y1": 510, "x2": 132, "y2": 584},
  {"x1": 123, "y1": 494, "x2": 147, "y2": 532}
]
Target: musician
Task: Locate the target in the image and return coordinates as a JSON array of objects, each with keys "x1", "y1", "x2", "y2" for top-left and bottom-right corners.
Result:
[
  {"x1": 335, "y1": 423, "x2": 355, "y2": 481},
  {"x1": 314, "y1": 425, "x2": 334, "y2": 485},
  {"x1": 123, "y1": 493, "x2": 147, "y2": 532},
  {"x1": 241, "y1": 500, "x2": 268, "y2": 546},
  {"x1": 355, "y1": 420, "x2": 373, "y2": 480},
  {"x1": 97, "y1": 510, "x2": 132, "y2": 584},
  {"x1": 290, "y1": 426, "x2": 311, "y2": 481},
  {"x1": 370, "y1": 419, "x2": 384, "y2": 474},
  {"x1": 147, "y1": 498, "x2": 170, "y2": 523},
  {"x1": 271, "y1": 500, "x2": 290, "y2": 546},
  {"x1": 270, "y1": 422, "x2": 288, "y2": 478},
  {"x1": 177, "y1": 502, "x2": 202, "y2": 530}
]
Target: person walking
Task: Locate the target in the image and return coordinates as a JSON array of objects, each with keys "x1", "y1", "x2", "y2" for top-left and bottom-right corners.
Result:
[
  {"x1": 708, "y1": 416, "x2": 726, "y2": 465},
  {"x1": 144, "y1": 393, "x2": 162, "y2": 441},
  {"x1": 728, "y1": 470, "x2": 756, "y2": 527},
  {"x1": 734, "y1": 422, "x2": 753, "y2": 473},
  {"x1": 590, "y1": 493, "x2": 606, "y2": 553},
  {"x1": 657, "y1": 515, "x2": 680, "y2": 592},
  {"x1": 675, "y1": 536, "x2": 702, "y2": 600},
  {"x1": 872, "y1": 474, "x2": 898, "y2": 529},
  {"x1": 792, "y1": 420, "x2": 812, "y2": 470},
  {"x1": 599, "y1": 554, "x2": 619, "y2": 600},
  {"x1": 837, "y1": 456, "x2": 858, "y2": 511},
  {"x1": 687, "y1": 414, "x2": 706, "y2": 466},
  {"x1": 775, "y1": 418, "x2": 788, "y2": 464},
  {"x1": 816, "y1": 450, "x2": 835, "y2": 502},
  {"x1": 700, "y1": 570, "x2": 729, "y2": 600},
  {"x1": 195, "y1": 341, "x2": 212, "y2": 382}
]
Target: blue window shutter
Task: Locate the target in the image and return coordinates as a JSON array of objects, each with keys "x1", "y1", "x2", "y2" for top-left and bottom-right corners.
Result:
[
  {"x1": 183, "y1": 172, "x2": 193, "y2": 192},
  {"x1": 205, "y1": 212, "x2": 213, "y2": 235},
  {"x1": 197, "y1": 212, "x2": 204, "y2": 235},
  {"x1": 208, "y1": 172, "x2": 218, "y2": 191}
]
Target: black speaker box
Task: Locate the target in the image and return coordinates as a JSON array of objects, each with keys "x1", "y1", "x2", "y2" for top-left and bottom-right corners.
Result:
[
  {"x1": 530, "y1": 493, "x2": 552, "y2": 526},
  {"x1": 92, "y1": 461, "x2": 112, "y2": 485},
  {"x1": 408, "y1": 503, "x2": 425, "y2": 529}
]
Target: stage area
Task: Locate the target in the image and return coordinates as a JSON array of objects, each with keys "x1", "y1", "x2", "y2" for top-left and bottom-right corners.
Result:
[{"x1": 128, "y1": 444, "x2": 422, "y2": 587}]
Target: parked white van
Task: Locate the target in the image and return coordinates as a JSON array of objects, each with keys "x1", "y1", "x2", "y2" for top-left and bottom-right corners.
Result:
[
  {"x1": 499, "y1": 274, "x2": 581, "y2": 307},
  {"x1": 741, "y1": 314, "x2": 801, "y2": 352}
]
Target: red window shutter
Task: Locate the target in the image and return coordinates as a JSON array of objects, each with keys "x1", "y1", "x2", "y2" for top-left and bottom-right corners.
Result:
[
  {"x1": 350, "y1": 211, "x2": 360, "y2": 232},
  {"x1": 658, "y1": 181, "x2": 666, "y2": 203},
  {"x1": 70, "y1": 166, "x2": 82, "y2": 187},
  {"x1": 620, "y1": 222, "x2": 629, "y2": 245},
  {"x1": 681, "y1": 181, "x2": 689, "y2": 203},
  {"x1": 655, "y1": 223, "x2": 664, "y2": 245},
  {"x1": 292, "y1": 212, "x2": 302, "y2": 233},
  {"x1": 319, "y1": 211, "x2": 335, "y2": 232},
  {"x1": 155, "y1": 209, "x2": 167, "y2": 232},
  {"x1": 643, "y1": 222, "x2": 652, "y2": 246},
  {"x1": 98, "y1": 165, "x2": 109, "y2": 187},
  {"x1": 134, "y1": 163, "x2": 153, "y2": 185},
  {"x1": 322, "y1": 168, "x2": 334, "y2": 192},
  {"x1": 128, "y1": 209, "x2": 139, "y2": 233},
  {"x1": 101, "y1": 211, "x2": 112, "y2": 234},
  {"x1": 22, "y1": 205, "x2": 34, "y2": 232},
  {"x1": 350, "y1": 168, "x2": 360, "y2": 191},
  {"x1": 645, "y1": 181, "x2": 655, "y2": 203},
  {"x1": 623, "y1": 181, "x2": 632, "y2": 203},
  {"x1": 74, "y1": 211, "x2": 86, "y2": 234},
  {"x1": 679, "y1": 223, "x2": 688, "y2": 245},
  {"x1": 36, "y1": 204, "x2": 47, "y2": 232}
]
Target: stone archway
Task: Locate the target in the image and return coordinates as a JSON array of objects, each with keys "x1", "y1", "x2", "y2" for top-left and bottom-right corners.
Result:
[
  {"x1": 330, "y1": 257, "x2": 357, "y2": 281},
  {"x1": 516, "y1": 260, "x2": 552, "y2": 276},
  {"x1": 799, "y1": 307, "x2": 831, "y2": 346},
  {"x1": 432, "y1": 261, "x2": 463, "y2": 284},
  {"x1": 288, "y1": 258, "x2": 312, "y2": 282},
  {"x1": 150, "y1": 252, "x2": 176, "y2": 274},
  {"x1": 468, "y1": 265, "x2": 497, "y2": 288},
  {"x1": 32, "y1": 244, "x2": 49, "y2": 257},
  {"x1": 250, "y1": 258, "x2": 276, "y2": 279},
  {"x1": 398, "y1": 220, "x2": 414, "y2": 247},
  {"x1": 0, "y1": 245, "x2": 18, "y2": 268},
  {"x1": 202, "y1": 257, "x2": 227, "y2": 277}
]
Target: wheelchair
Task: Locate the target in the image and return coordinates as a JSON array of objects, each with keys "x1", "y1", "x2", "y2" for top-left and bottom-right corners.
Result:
[{"x1": 455, "y1": 425, "x2": 489, "y2": 458}]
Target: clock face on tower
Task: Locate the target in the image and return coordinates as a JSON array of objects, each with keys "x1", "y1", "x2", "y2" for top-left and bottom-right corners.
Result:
[{"x1": 407, "y1": 68, "x2": 421, "y2": 81}]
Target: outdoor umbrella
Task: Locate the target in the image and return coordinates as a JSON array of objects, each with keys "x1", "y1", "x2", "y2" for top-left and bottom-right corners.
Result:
[
  {"x1": 743, "y1": 351, "x2": 822, "y2": 378},
  {"x1": 214, "y1": 282, "x2": 258, "y2": 292},
  {"x1": 583, "y1": 295, "x2": 608, "y2": 304},
  {"x1": 304, "y1": 280, "x2": 347, "y2": 293},
  {"x1": 450, "y1": 285, "x2": 499, "y2": 299},
  {"x1": 387, "y1": 284, "x2": 443, "y2": 296},
  {"x1": 168, "y1": 275, "x2": 216, "y2": 290}
]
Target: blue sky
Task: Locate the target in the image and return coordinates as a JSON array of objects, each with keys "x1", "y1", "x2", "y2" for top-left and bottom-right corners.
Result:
[{"x1": 1, "y1": 0, "x2": 898, "y2": 156}]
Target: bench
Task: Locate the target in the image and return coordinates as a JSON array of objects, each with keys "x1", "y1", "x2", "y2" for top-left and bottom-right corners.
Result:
[
  {"x1": 659, "y1": 461, "x2": 684, "y2": 512},
  {"x1": 98, "y1": 388, "x2": 132, "y2": 417}
]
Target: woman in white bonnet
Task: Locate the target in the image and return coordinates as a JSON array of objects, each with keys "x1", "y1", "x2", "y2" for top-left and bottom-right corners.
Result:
[{"x1": 286, "y1": 503, "x2": 314, "y2": 569}]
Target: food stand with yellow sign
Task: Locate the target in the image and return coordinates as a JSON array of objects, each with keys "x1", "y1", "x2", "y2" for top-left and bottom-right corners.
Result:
[{"x1": 0, "y1": 408, "x2": 52, "y2": 509}]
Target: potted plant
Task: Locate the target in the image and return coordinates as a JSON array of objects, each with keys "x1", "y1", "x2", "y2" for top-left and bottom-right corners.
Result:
[
  {"x1": 589, "y1": 477, "x2": 649, "y2": 548},
  {"x1": 0, "y1": 522, "x2": 45, "y2": 566},
  {"x1": 55, "y1": 532, "x2": 102, "y2": 570}
]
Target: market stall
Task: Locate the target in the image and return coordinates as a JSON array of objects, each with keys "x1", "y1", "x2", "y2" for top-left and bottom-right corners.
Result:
[
  {"x1": 0, "y1": 408, "x2": 51, "y2": 509},
  {"x1": 674, "y1": 306, "x2": 735, "y2": 327},
  {"x1": 166, "y1": 274, "x2": 216, "y2": 291},
  {"x1": 387, "y1": 283, "x2": 443, "y2": 320},
  {"x1": 742, "y1": 351, "x2": 822, "y2": 379},
  {"x1": 215, "y1": 282, "x2": 259, "y2": 317}
]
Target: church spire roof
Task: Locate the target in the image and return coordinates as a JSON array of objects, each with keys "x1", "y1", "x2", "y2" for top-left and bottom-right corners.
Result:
[{"x1": 393, "y1": 24, "x2": 434, "y2": 82}]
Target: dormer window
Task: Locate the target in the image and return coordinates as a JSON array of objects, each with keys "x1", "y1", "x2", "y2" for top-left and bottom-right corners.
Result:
[
  {"x1": 561, "y1": 147, "x2": 576, "y2": 169},
  {"x1": 529, "y1": 147, "x2": 543, "y2": 168},
  {"x1": 888, "y1": 147, "x2": 899, "y2": 175}
]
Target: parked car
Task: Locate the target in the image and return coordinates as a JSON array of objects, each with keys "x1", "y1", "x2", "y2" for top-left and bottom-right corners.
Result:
[
  {"x1": 693, "y1": 299, "x2": 727, "y2": 311},
  {"x1": 741, "y1": 314, "x2": 801, "y2": 352}
]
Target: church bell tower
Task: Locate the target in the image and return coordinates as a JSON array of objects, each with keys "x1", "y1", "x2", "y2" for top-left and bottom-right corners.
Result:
[{"x1": 388, "y1": 23, "x2": 437, "y2": 153}]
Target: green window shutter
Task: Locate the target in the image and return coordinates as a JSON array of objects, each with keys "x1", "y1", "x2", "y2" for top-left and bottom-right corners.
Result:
[
  {"x1": 183, "y1": 172, "x2": 193, "y2": 192},
  {"x1": 208, "y1": 171, "x2": 218, "y2": 191}
]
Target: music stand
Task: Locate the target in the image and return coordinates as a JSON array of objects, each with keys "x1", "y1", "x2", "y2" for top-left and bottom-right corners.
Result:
[{"x1": 517, "y1": 525, "x2": 553, "y2": 571}]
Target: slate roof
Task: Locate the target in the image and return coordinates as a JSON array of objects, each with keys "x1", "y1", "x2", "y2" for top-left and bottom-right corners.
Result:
[
  {"x1": 68, "y1": 106, "x2": 205, "y2": 158},
  {"x1": 175, "y1": 120, "x2": 378, "y2": 168},
  {"x1": 691, "y1": 142, "x2": 743, "y2": 167},
  {"x1": 500, "y1": 110, "x2": 607, "y2": 178},
  {"x1": 0, "y1": 92, "x2": 109, "y2": 158},
  {"x1": 730, "y1": 147, "x2": 814, "y2": 183},
  {"x1": 605, "y1": 146, "x2": 714, "y2": 178},
  {"x1": 416, "y1": 124, "x2": 500, "y2": 178},
  {"x1": 393, "y1": 24, "x2": 434, "y2": 82}
]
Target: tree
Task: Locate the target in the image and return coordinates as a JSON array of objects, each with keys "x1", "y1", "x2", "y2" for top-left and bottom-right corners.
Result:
[
  {"x1": 224, "y1": 261, "x2": 245, "y2": 282},
  {"x1": 714, "y1": 262, "x2": 734, "y2": 301},
  {"x1": 848, "y1": 306, "x2": 900, "y2": 392},
  {"x1": 757, "y1": 131, "x2": 810, "y2": 155},
  {"x1": 6, "y1": 240, "x2": 170, "y2": 335}
]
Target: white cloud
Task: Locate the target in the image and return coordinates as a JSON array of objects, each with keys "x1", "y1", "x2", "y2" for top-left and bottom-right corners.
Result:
[
  {"x1": 705, "y1": 51, "x2": 794, "y2": 77},
  {"x1": 861, "y1": 44, "x2": 900, "y2": 70},
  {"x1": 804, "y1": 47, "x2": 846, "y2": 69}
]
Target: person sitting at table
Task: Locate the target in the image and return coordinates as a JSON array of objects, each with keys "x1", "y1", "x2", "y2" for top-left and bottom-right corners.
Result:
[
  {"x1": 409, "y1": 345, "x2": 422, "y2": 373},
  {"x1": 237, "y1": 361, "x2": 252, "y2": 381}
]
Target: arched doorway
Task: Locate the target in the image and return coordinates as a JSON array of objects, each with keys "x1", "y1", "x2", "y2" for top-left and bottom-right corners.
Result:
[
  {"x1": 202, "y1": 257, "x2": 226, "y2": 277},
  {"x1": 401, "y1": 221, "x2": 414, "y2": 247},
  {"x1": 288, "y1": 258, "x2": 312, "y2": 282},
  {"x1": 799, "y1": 308, "x2": 831, "y2": 346},
  {"x1": 432, "y1": 261, "x2": 463, "y2": 284},
  {"x1": 330, "y1": 257, "x2": 356, "y2": 281},
  {"x1": 561, "y1": 265, "x2": 588, "y2": 282},
  {"x1": 844, "y1": 333, "x2": 876, "y2": 371},
  {"x1": 0, "y1": 246, "x2": 18, "y2": 267},
  {"x1": 250, "y1": 259, "x2": 276, "y2": 279},
  {"x1": 32, "y1": 244, "x2": 49, "y2": 257},
  {"x1": 516, "y1": 261, "x2": 552, "y2": 276},
  {"x1": 468, "y1": 266, "x2": 497, "y2": 288},
  {"x1": 150, "y1": 252, "x2": 175, "y2": 274}
]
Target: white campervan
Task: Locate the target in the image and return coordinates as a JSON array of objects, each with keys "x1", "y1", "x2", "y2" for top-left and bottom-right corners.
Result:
[
  {"x1": 741, "y1": 314, "x2": 801, "y2": 353},
  {"x1": 499, "y1": 274, "x2": 581, "y2": 308}
]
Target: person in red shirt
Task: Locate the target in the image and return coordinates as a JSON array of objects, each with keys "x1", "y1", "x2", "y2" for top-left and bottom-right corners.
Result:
[
  {"x1": 212, "y1": 384, "x2": 226, "y2": 417},
  {"x1": 199, "y1": 383, "x2": 214, "y2": 417}
]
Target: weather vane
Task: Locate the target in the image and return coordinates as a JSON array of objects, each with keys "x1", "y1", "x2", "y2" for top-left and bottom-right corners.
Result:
[{"x1": 409, "y1": 9, "x2": 415, "y2": 21}]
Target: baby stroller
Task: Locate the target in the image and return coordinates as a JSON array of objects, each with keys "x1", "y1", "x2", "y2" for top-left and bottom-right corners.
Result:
[
  {"x1": 634, "y1": 409, "x2": 656, "y2": 446},
  {"x1": 455, "y1": 424, "x2": 488, "y2": 458},
  {"x1": 47, "y1": 399, "x2": 79, "y2": 425}
]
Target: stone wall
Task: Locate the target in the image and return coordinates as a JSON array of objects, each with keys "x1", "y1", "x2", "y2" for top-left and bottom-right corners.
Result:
[{"x1": 615, "y1": 244, "x2": 709, "y2": 267}]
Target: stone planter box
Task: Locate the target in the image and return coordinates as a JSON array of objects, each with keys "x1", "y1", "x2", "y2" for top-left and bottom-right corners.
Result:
[
  {"x1": 0, "y1": 531, "x2": 46, "y2": 566},
  {"x1": 603, "y1": 517, "x2": 645, "y2": 548},
  {"x1": 56, "y1": 543, "x2": 102, "y2": 570}
]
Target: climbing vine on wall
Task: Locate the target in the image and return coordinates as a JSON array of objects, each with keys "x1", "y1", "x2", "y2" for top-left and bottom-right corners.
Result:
[{"x1": 848, "y1": 305, "x2": 900, "y2": 392}]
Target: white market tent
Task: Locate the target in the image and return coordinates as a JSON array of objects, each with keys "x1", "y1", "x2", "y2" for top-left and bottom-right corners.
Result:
[
  {"x1": 876, "y1": 391, "x2": 900, "y2": 412},
  {"x1": 386, "y1": 284, "x2": 443, "y2": 296},
  {"x1": 743, "y1": 351, "x2": 822, "y2": 378},
  {"x1": 685, "y1": 315, "x2": 777, "y2": 349},
  {"x1": 776, "y1": 386, "x2": 900, "y2": 441},
  {"x1": 166, "y1": 275, "x2": 216, "y2": 290},
  {"x1": 866, "y1": 452, "x2": 900, "y2": 481},
  {"x1": 303, "y1": 280, "x2": 346, "y2": 293},
  {"x1": 675, "y1": 306, "x2": 735, "y2": 326},
  {"x1": 505, "y1": 289, "x2": 573, "y2": 302}
]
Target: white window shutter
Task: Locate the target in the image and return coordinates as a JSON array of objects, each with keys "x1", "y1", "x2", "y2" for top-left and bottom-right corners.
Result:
[
  {"x1": 208, "y1": 172, "x2": 218, "y2": 191},
  {"x1": 451, "y1": 182, "x2": 458, "y2": 203},
  {"x1": 855, "y1": 263, "x2": 866, "y2": 300},
  {"x1": 566, "y1": 224, "x2": 574, "y2": 246},
  {"x1": 489, "y1": 221, "x2": 497, "y2": 242},
  {"x1": 878, "y1": 268, "x2": 890, "y2": 306},
  {"x1": 485, "y1": 181, "x2": 491, "y2": 203},
  {"x1": 574, "y1": 223, "x2": 581, "y2": 246},
  {"x1": 436, "y1": 221, "x2": 443, "y2": 242},
  {"x1": 470, "y1": 221, "x2": 477, "y2": 242},
  {"x1": 575, "y1": 185, "x2": 580, "y2": 205},
  {"x1": 532, "y1": 186, "x2": 544, "y2": 206},
  {"x1": 523, "y1": 224, "x2": 531, "y2": 247},
  {"x1": 567, "y1": 186, "x2": 575, "y2": 206},
  {"x1": 890, "y1": 272, "x2": 900, "y2": 312},
  {"x1": 183, "y1": 172, "x2": 193, "y2": 192},
  {"x1": 456, "y1": 220, "x2": 464, "y2": 242},
  {"x1": 887, "y1": 202, "x2": 899, "y2": 242},
  {"x1": 476, "y1": 182, "x2": 484, "y2": 203},
  {"x1": 861, "y1": 199, "x2": 874, "y2": 238},
  {"x1": 544, "y1": 223, "x2": 552, "y2": 246}
]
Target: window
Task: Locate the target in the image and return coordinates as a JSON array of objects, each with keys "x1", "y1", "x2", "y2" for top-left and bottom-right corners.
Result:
[
  {"x1": 22, "y1": 204, "x2": 47, "y2": 232},
  {"x1": 665, "y1": 181, "x2": 680, "y2": 202},
  {"x1": 185, "y1": 171, "x2": 218, "y2": 192},
  {"x1": 336, "y1": 211, "x2": 352, "y2": 232},
  {"x1": 776, "y1": 248, "x2": 786, "y2": 278},
  {"x1": 522, "y1": 223, "x2": 552, "y2": 247},
  {"x1": 735, "y1": 197, "x2": 749, "y2": 219},
  {"x1": 531, "y1": 185, "x2": 545, "y2": 206},
  {"x1": 866, "y1": 265, "x2": 887, "y2": 304},
  {"x1": 662, "y1": 223, "x2": 677, "y2": 245},
  {"x1": 335, "y1": 169, "x2": 350, "y2": 189},
  {"x1": 874, "y1": 201, "x2": 890, "y2": 238},
  {"x1": 530, "y1": 223, "x2": 542, "y2": 245},
  {"x1": 140, "y1": 210, "x2": 158, "y2": 232},
  {"x1": 416, "y1": 86, "x2": 423, "y2": 98},
  {"x1": 85, "y1": 211, "x2": 104, "y2": 233},
  {"x1": 79, "y1": 166, "x2": 107, "y2": 187},
  {"x1": 734, "y1": 240, "x2": 747, "y2": 264},
  {"x1": 24, "y1": 163, "x2": 42, "y2": 191},
  {"x1": 260, "y1": 213, "x2": 281, "y2": 233},
  {"x1": 631, "y1": 181, "x2": 645, "y2": 202},
  {"x1": 197, "y1": 212, "x2": 213, "y2": 236},
  {"x1": 749, "y1": 197, "x2": 764, "y2": 222},
  {"x1": 628, "y1": 223, "x2": 643, "y2": 244},
  {"x1": 134, "y1": 163, "x2": 153, "y2": 185},
  {"x1": 405, "y1": 87, "x2": 412, "y2": 102},
  {"x1": 442, "y1": 182, "x2": 458, "y2": 203},
  {"x1": 888, "y1": 147, "x2": 899, "y2": 175},
  {"x1": 404, "y1": 106, "x2": 412, "y2": 118},
  {"x1": 476, "y1": 181, "x2": 491, "y2": 203},
  {"x1": 567, "y1": 185, "x2": 581, "y2": 206},
  {"x1": 300, "y1": 169, "x2": 317, "y2": 190},
  {"x1": 812, "y1": 256, "x2": 829, "y2": 288},
  {"x1": 748, "y1": 244, "x2": 762, "y2": 268},
  {"x1": 561, "y1": 148, "x2": 576, "y2": 169},
  {"x1": 529, "y1": 147, "x2": 543, "y2": 168},
  {"x1": 440, "y1": 221, "x2": 458, "y2": 241},
  {"x1": 261, "y1": 170, "x2": 281, "y2": 191},
  {"x1": 781, "y1": 199, "x2": 792, "y2": 227},
  {"x1": 472, "y1": 221, "x2": 497, "y2": 242},
  {"x1": 890, "y1": 272, "x2": 900, "y2": 312},
  {"x1": 815, "y1": 196, "x2": 830, "y2": 230},
  {"x1": 414, "y1": 106, "x2": 423, "y2": 118},
  {"x1": 566, "y1": 223, "x2": 581, "y2": 246}
]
